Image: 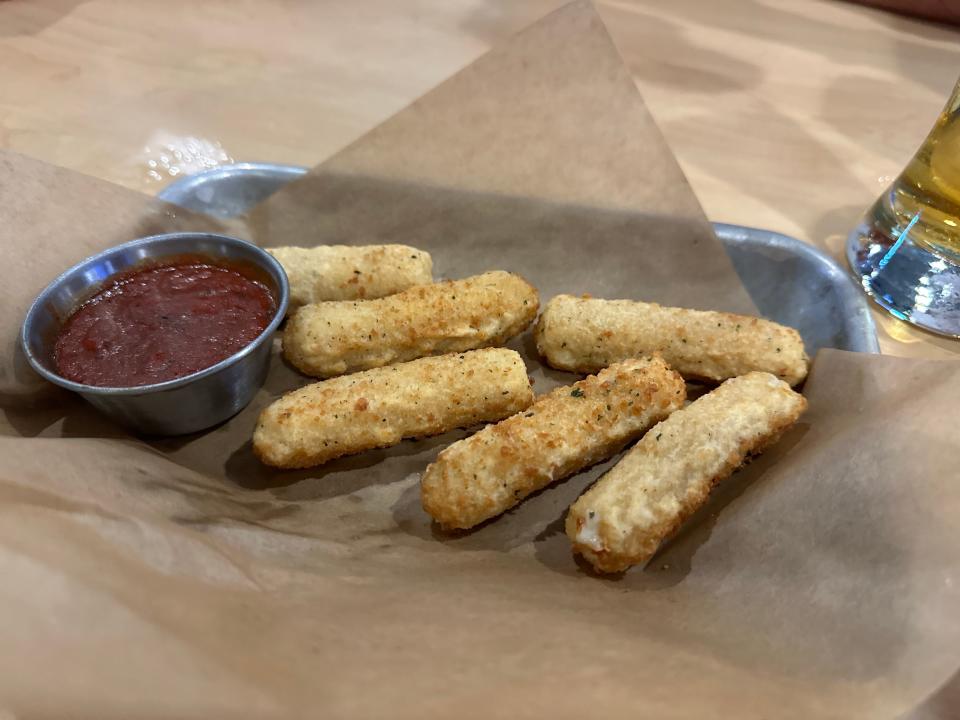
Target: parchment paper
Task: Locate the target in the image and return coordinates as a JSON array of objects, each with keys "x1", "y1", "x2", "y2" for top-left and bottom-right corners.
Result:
[{"x1": 0, "y1": 2, "x2": 957, "y2": 718}]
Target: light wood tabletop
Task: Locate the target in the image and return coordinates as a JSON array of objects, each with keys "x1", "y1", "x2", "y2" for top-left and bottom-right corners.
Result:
[{"x1": 2, "y1": 0, "x2": 959, "y2": 358}]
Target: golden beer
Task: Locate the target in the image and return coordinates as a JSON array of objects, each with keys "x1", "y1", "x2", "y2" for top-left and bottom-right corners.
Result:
[
  {"x1": 848, "y1": 78, "x2": 960, "y2": 337},
  {"x1": 867, "y1": 80, "x2": 960, "y2": 260}
]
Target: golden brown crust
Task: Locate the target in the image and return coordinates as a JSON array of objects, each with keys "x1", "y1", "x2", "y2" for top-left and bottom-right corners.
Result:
[
  {"x1": 283, "y1": 271, "x2": 539, "y2": 378},
  {"x1": 267, "y1": 244, "x2": 432, "y2": 309},
  {"x1": 253, "y1": 348, "x2": 533, "y2": 469},
  {"x1": 420, "y1": 356, "x2": 686, "y2": 530},
  {"x1": 535, "y1": 295, "x2": 809, "y2": 386},
  {"x1": 566, "y1": 372, "x2": 807, "y2": 573}
]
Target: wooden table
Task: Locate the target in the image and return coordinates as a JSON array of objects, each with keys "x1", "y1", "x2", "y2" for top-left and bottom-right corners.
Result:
[{"x1": 2, "y1": 0, "x2": 959, "y2": 359}]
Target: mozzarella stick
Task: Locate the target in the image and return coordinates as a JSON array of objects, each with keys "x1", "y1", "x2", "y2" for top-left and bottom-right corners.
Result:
[
  {"x1": 420, "y1": 356, "x2": 685, "y2": 530},
  {"x1": 267, "y1": 245, "x2": 432, "y2": 308},
  {"x1": 283, "y1": 271, "x2": 539, "y2": 378},
  {"x1": 253, "y1": 348, "x2": 533, "y2": 469},
  {"x1": 567, "y1": 372, "x2": 807, "y2": 573},
  {"x1": 536, "y1": 295, "x2": 809, "y2": 386}
]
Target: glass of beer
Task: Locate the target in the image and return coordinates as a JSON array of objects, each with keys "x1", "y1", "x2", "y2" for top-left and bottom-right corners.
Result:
[{"x1": 848, "y1": 77, "x2": 960, "y2": 337}]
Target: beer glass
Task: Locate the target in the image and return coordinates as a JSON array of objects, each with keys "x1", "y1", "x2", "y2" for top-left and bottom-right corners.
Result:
[{"x1": 847, "y1": 77, "x2": 960, "y2": 337}]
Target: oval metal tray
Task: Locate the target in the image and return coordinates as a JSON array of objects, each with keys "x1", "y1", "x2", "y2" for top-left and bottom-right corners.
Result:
[{"x1": 159, "y1": 163, "x2": 878, "y2": 355}]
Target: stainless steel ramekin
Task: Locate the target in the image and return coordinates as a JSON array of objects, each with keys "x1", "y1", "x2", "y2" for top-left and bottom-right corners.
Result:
[{"x1": 20, "y1": 232, "x2": 289, "y2": 435}]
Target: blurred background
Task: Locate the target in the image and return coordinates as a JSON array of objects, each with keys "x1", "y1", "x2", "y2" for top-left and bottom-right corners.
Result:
[{"x1": 1, "y1": 0, "x2": 959, "y2": 358}]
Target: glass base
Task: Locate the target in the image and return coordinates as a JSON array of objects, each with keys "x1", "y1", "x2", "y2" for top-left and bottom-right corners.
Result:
[{"x1": 847, "y1": 221, "x2": 960, "y2": 338}]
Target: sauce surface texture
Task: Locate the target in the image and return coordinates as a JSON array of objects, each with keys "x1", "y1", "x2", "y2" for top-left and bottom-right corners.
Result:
[{"x1": 54, "y1": 261, "x2": 275, "y2": 387}]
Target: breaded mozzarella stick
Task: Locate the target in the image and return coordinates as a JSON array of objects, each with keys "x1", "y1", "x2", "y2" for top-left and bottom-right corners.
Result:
[
  {"x1": 421, "y1": 356, "x2": 685, "y2": 530},
  {"x1": 254, "y1": 348, "x2": 533, "y2": 469},
  {"x1": 567, "y1": 372, "x2": 807, "y2": 573},
  {"x1": 535, "y1": 295, "x2": 809, "y2": 386},
  {"x1": 283, "y1": 271, "x2": 539, "y2": 378},
  {"x1": 267, "y1": 245, "x2": 432, "y2": 308}
]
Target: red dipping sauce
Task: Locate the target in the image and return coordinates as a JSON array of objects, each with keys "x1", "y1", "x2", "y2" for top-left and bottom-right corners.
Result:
[{"x1": 54, "y1": 260, "x2": 276, "y2": 387}]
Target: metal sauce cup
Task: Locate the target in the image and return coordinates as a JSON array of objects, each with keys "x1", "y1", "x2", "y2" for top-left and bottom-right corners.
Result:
[{"x1": 20, "y1": 232, "x2": 289, "y2": 436}]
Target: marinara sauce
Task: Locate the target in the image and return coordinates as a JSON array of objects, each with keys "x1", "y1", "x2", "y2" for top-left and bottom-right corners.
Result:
[{"x1": 54, "y1": 260, "x2": 276, "y2": 387}]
